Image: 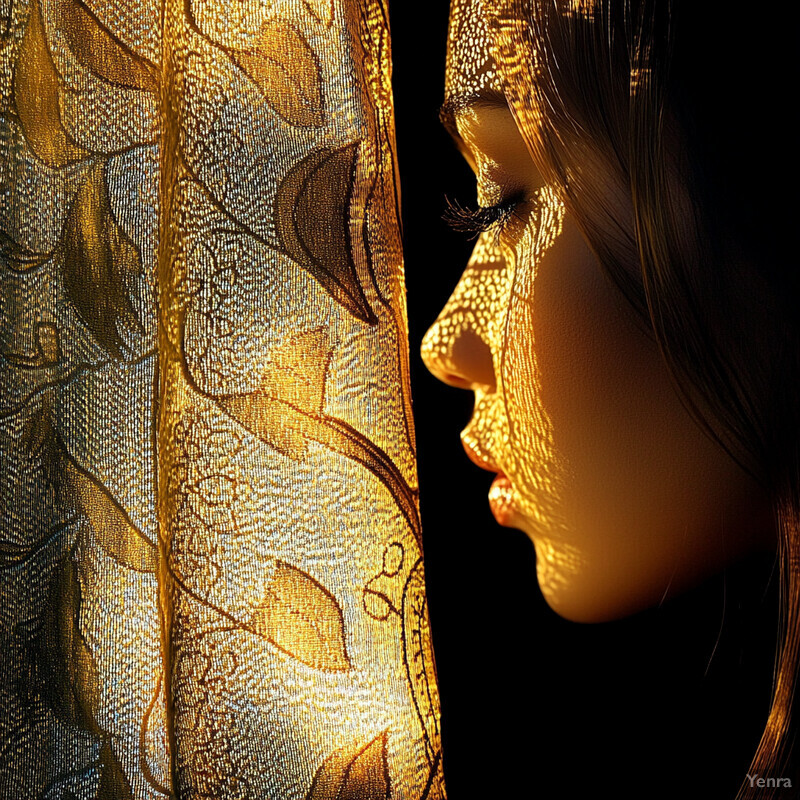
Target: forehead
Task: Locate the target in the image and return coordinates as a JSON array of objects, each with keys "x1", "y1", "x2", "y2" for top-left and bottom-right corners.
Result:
[{"x1": 444, "y1": 0, "x2": 503, "y2": 111}]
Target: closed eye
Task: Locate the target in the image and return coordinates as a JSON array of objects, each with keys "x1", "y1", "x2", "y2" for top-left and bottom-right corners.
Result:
[{"x1": 442, "y1": 195, "x2": 524, "y2": 240}]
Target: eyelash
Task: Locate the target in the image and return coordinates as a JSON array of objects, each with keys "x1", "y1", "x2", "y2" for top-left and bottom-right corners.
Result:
[{"x1": 442, "y1": 196, "x2": 523, "y2": 241}]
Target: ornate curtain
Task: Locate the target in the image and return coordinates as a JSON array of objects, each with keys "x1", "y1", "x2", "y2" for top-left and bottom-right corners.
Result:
[{"x1": 0, "y1": 0, "x2": 445, "y2": 797}]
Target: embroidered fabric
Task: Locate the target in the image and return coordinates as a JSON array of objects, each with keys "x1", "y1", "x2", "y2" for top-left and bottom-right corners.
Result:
[{"x1": 0, "y1": 1, "x2": 445, "y2": 797}]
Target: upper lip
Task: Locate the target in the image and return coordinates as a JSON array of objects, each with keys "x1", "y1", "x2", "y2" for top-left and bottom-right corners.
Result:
[{"x1": 461, "y1": 434, "x2": 503, "y2": 475}]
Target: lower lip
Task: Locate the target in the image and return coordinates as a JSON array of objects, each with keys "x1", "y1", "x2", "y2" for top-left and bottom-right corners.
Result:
[{"x1": 488, "y1": 474, "x2": 516, "y2": 526}]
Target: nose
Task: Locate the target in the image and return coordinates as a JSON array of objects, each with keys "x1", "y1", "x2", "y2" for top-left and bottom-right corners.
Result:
[
  {"x1": 420, "y1": 237, "x2": 502, "y2": 392},
  {"x1": 421, "y1": 317, "x2": 495, "y2": 390}
]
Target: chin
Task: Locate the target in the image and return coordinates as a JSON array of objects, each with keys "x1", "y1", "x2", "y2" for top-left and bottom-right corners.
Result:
[
  {"x1": 528, "y1": 535, "x2": 685, "y2": 624},
  {"x1": 523, "y1": 505, "x2": 776, "y2": 623},
  {"x1": 536, "y1": 577, "x2": 642, "y2": 624},
  {"x1": 533, "y1": 545, "x2": 762, "y2": 625}
]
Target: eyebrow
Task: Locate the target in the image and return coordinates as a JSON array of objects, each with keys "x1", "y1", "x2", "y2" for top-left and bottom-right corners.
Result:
[{"x1": 439, "y1": 87, "x2": 509, "y2": 138}]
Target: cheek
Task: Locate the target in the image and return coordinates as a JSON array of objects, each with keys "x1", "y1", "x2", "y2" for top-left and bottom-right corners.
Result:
[{"x1": 513, "y1": 217, "x2": 773, "y2": 622}]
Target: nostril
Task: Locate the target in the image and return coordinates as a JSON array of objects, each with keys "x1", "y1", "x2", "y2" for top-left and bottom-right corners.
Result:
[
  {"x1": 448, "y1": 327, "x2": 495, "y2": 388},
  {"x1": 421, "y1": 319, "x2": 496, "y2": 390},
  {"x1": 432, "y1": 369, "x2": 475, "y2": 390}
]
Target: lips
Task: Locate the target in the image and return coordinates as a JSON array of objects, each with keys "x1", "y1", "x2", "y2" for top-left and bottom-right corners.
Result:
[
  {"x1": 488, "y1": 473, "x2": 515, "y2": 526},
  {"x1": 461, "y1": 434, "x2": 517, "y2": 526}
]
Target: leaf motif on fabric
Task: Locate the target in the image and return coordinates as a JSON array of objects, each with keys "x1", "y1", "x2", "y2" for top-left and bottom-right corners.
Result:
[
  {"x1": 3, "y1": 322, "x2": 61, "y2": 369},
  {"x1": 402, "y1": 560, "x2": 442, "y2": 770},
  {"x1": 139, "y1": 673, "x2": 171, "y2": 796},
  {"x1": 60, "y1": 564, "x2": 102, "y2": 715},
  {"x1": 56, "y1": 0, "x2": 157, "y2": 91},
  {"x1": 305, "y1": 731, "x2": 391, "y2": 800},
  {"x1": 200, "y1": 329, "x2": 421, "y2": 542},
  {"x1": 308, "y1": 416, "x2": 422, "y2": 548},
  {"x1": 63, "y1": 160, "x2": 144, "y2": 359},
  {"x1": 65, "y1": 459, "x2": 158, "y2": 573},
  {"x1": 218, "y1": 394, "x2": 422, "y2": 543},
  {"x1": 0, "y1": 231, "x2": 56, "y2": 273},
  {"x1": 51, "y1": 559, "x2": 136, "y2": 798},
  {"x1": 218, "y1": 328, "x2": 332, "y2": 460},
  {"x1": 56, "y1": 557, "x2": 136, "y2": 798},
  {"x1": 275, "y1": 143, "x2": 378, "y2": 324},
  {"x1": 231, "y1": 19, "x2": 323, "y2": 128},
  {"x1": 248, "y1": 561, "x2": 350, "y2": 671},
  {"x1": 13, "y1": 3, "x2": 90, "y2": 166},
  {"x1": 363, "y1": 543, "x2": 405, "y2": 621},
  {"x1": 303, "y1": 0, "x2": 335, "y2": 27}
]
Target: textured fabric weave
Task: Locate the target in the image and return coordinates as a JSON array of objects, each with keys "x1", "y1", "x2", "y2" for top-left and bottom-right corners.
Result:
[{"x1": 0, "y1": 1, "x2": 445, "y2": 797}]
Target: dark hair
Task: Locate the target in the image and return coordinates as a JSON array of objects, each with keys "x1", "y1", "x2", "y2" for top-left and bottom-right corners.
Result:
[{"x1": 488, "y1": 1, "x2": 798, "y2": 795}]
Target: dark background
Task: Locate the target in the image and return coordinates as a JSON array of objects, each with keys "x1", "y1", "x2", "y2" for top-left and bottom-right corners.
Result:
[{"x1": 388, "y1": 6, "x2": 780, "y2": 799}]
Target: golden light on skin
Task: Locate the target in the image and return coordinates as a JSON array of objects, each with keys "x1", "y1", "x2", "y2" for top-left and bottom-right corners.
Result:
[
  {"x1": 429, "y1": 0, "x2": 775, "y2": 624},
  {"x1": 425, "y1": 0, "x2": 582, "y2": 610},
  {"x1": 454, "y1": 105, "x2": 538, "y2": 208},
  {"x1": 445, "y1": 0, "x2": 498, "y2": 109},
  {"x1": 421, "y1": 203, "x2": 583, "y2": 610}
]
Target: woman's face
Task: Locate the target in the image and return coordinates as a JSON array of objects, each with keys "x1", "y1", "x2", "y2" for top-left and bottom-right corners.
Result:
[{"x1": 422, "y1": 2, "x2": 775, "y2": 622}]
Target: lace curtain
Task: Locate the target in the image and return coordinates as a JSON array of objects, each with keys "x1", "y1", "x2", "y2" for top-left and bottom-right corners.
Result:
[{"x1": 0, "y1": 0, "x2": 445, "y2": 797}]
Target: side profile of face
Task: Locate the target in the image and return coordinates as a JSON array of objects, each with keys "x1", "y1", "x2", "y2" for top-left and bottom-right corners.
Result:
[{"x1": 422, "y1": 0, "x2": 775, "y2": 623}]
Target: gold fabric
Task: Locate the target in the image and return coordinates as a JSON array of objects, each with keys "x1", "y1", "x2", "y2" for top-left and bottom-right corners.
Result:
[{"x1": 1, "y1": 1, "x2": 444, "y2": 797}]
